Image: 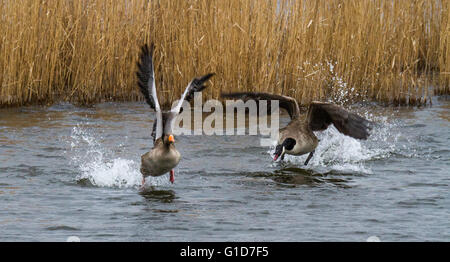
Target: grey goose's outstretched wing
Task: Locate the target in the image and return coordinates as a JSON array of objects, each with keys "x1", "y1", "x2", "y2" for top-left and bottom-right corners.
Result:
[
  {"x1": 220, "y1": 92, "x2": 301, "y2": 119},
  {"x1": 136, "y1": 43, "x2": 163, "y2": 141},
  {"x1": 161, "y1": 73, "x2": 214, "y2": 137},
  {"x1": 136, "y1": 43, "x2": 161, "y2": 111},
  {"x1": 171, "y1": 73, "x2": 215, "y2": 114},
  {"x1": 150, "y1": 74, "x2": 214, "y2": 141},
  {"x1": 307, "y1": 102, "x2": 372, "y2": 140}
]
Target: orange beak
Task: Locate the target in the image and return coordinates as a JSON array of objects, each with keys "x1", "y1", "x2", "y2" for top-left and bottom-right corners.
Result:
[{"x1": 168, "y1": 135, "x2": 175, "y2": 143}]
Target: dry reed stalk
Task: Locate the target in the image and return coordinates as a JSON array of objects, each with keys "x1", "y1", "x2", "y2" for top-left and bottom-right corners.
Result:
[{"x1": 0, "y1": 0, "x2": 448, "y2": 108}]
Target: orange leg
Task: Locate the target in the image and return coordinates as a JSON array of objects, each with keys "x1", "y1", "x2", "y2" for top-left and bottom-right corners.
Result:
[{"x1": 169, "y1": 170, "x2": 175, "y2": 184}]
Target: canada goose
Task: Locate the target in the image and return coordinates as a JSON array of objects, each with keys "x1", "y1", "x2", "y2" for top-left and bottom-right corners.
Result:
[
  {"x1": 137, "y1": 43, "x2": 214, "y2": 185},
  {"x1": 221, "y1": 92, "x2": 372, "y2": 165}
]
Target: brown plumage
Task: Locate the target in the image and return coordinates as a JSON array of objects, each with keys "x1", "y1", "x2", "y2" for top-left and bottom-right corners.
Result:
[
  {"x1": 221, "y1": 92, "x2": 373, "y2": 165},
  {"x1": 137, "y1": 43, "x2": 214, "y2": 185}
]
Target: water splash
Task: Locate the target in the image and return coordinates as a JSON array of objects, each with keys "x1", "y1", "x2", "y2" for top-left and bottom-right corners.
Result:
[
  {"x1": 67, "y1": 125, "x2": 167, "y2": 188},
  {"x1": 78, "y1": 157, "x2": 142, "y2": 188},
  {"x1": 269, "y1": 114, "x2": 400, "y2": 174}
]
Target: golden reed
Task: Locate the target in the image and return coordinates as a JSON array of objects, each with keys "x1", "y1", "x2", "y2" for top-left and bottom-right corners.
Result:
[{"x1": 0, "y1": 0, "x2": 448, "y2": 107}]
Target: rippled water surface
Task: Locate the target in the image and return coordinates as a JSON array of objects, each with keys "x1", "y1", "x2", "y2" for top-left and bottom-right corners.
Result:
[{"x1": 0, "y1": 98, "x2": 449, "y2": 241}]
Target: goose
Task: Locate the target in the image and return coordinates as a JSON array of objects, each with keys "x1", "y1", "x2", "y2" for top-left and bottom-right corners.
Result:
[
  {"x1": 137, "y1": 43, "x2": 214, "y2": 185},
  {"x1": 221, "y1": 92, "x2": 372, "y2": 165}
]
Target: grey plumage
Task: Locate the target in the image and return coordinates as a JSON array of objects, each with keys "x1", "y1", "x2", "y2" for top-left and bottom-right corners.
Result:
[
  {"x1": 150, "y1": 112, "x2": 177, "y2": 142},
  {"x1": 136, "y1": 44, "x2": 214, "y2": 142},
  {"x1": 136, "y1": 42, "x2": 214, "y2": 183},
  {"x1": 183, "y1": 73, "x2": 215, "y2": 105},
  {"x1": 136, "y1": 44, "x2": 157, "y2": 110}
]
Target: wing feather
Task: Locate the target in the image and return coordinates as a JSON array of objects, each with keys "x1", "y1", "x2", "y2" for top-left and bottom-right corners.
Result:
[
  {"x1": 136, "y1": 43, "x2": 162, "y2": 140},
  {"x1": 136, "y1": 43, "x2": 161, "y2": 112},
  {"x1": 220, "y1": 91, "x2": 301, "y2": 119},
  {"x1": 171, "y1": 73, "x2": 215, "y2": 114},
  {"x1": 307, "y1": 102, "x2": 372, "y2": 139}
]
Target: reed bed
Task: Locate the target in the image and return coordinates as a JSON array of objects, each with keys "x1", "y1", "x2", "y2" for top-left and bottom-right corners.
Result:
[{"x1": 0, "y1": 0, "x2": 448, "y2": 107}]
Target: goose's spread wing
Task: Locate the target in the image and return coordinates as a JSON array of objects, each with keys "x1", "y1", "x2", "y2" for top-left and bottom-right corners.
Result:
[
  {"x1": 136, "y1": 44, "x2": 161, "y2": 111},
  {"x1": 307, "y1": 102, "x2": 372, "y2": 140},
  {"x1": 171, "y1": 73, "x2": 215, "y2": 114},
  {"x1": 220, "y1": 92, "x2": 301, "y2": 119},
  {"x1": 161, "y1": 73, "x2": 214, "y2": 136},
  {"x1": 137, "y1": 43, "x2": 163, "y2": 141}
]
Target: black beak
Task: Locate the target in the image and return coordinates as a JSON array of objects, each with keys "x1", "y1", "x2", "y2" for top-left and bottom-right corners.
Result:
[{"x1": 273, "y1": 145, "x2": 284, "y2": 161}]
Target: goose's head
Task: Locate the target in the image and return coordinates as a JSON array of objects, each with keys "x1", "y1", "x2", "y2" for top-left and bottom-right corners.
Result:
[
  {"x1": 163, "y1": 134, "x2": 175, "y2": 146},
  {"x1": 273, "y1": 138, "x2": 296, "y2": 161}
]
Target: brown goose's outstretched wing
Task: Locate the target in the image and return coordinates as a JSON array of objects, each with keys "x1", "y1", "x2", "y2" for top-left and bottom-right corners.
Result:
[
  {"x1": 220, "y1": 92, "x2": 301, "y2": 119},
  {"x1": 307, "y1": 102, "x2": 372, "y2": 139}
]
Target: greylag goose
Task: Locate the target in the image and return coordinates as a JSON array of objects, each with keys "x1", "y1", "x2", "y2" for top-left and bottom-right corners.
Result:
[
  {"x1": 137, "y1": 43, "x2": 214, "y2": 184},
  {"x1": 221, "y1": 92, "x2": 372, "y2": 165}
]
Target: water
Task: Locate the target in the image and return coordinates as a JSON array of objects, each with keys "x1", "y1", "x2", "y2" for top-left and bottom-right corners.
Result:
[{"x1": 0, "y1": 98, "x2": 449, "y2": 241}]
